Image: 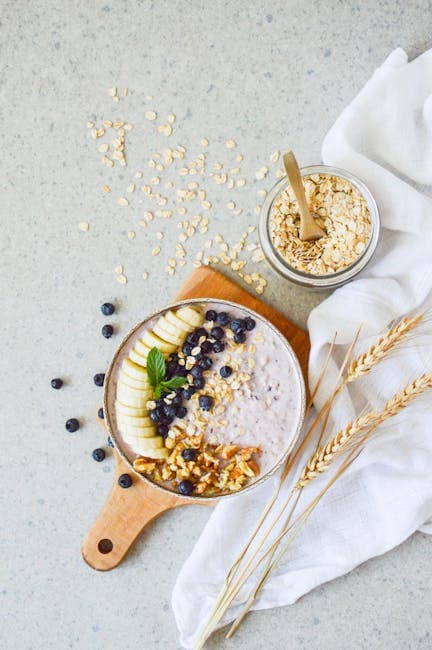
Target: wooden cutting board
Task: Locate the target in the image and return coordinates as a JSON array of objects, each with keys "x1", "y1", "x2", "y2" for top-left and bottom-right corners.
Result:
[{"x1": 82, "y1": 267, "x2": 310, "y2": 571}]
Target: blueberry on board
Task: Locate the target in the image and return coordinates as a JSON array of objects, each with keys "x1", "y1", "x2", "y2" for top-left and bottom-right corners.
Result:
[
  {"x1": 182, "y1": 387, "x2": 196, "y2": 400},
  {"x1": 182, "y1": 448, "x2": 198, "y2": 461},
  {"x1": 216, "y1": 312, "x2": 230, "y2": 326},
  {"x1": 199, "y1": 395, "x2": 214, "y2": 411},
  {"x1": 65, "y1": 418, "x2": 79, "y2": 433},
  {"x1": 92, "y1": 448, "x2": 106, "y2": 462},
  {"x1": 205, "y1": 309, "x2": 217, "y2": 321},
  {"x1": 102, "y1": 324, "x2": 114, "y2": 339},
  {"x1": 101, "y1": 302, "x2": 115, "y2": 316},
  {"x1": 212, "y1": 340, "x2": 225, "y2": 353},
  {"x1": 201, "y1": 340, "x2": 213, "y2": 353},
  {"x1": 51, "y1": 378, "x2": 63, "y2": 390},
  {"x1": 230, "y1": 318, "x2": 245, "y2": 333},
  {"x1": 93, "y1": 373, "x2": 105, "y2": 387},
  {"x1": 98, "y1": 407, "x2": 104, "y2": 419},
  {"x1": 193, "y1": 377, "x2": 205, "y2": 390},
  {"x1": 175, "y1": 406, "x2": 187, "y2": 419},
  {"x1": 118, "y1": 473, "x2": 132, "y2": 488},
  {"x1": 178, "y1": 480, "x2": 194, "y2": 495},
  {"x1": 220, "y1": 365, "x2": 232, "y2": 378},
  {"x1": 157, "y1": 423, "x2": 169, "y2": 437},
  {"x1": 210, "y1": 326, "x2": 224, "y2": 340},
  {"x1": 234, "y1": 331, "x2": 246, "y2": 344},
  {"x1": 244, "y1": 317, "x2": 256, "y2": 331},
  {"x1": 191, "y1": 365, "x2": 203, "y2": 379},
  {"x1": 198, "y1": 356, "x2": 213, "y2": 370},
  {"x1": 107, "y1": 436, "x2": 114, "y2": 448}
]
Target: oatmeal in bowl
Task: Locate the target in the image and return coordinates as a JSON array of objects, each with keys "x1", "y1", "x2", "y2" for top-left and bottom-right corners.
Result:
[{"x1": 104, "y1": 299, "x2": 305, "y2": 499}]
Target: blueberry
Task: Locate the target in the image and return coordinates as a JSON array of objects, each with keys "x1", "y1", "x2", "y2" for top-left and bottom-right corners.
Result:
[
  {"x1": 186, "y1": 331, "x2": 199, "y2": 345},
  {"x1": 107, "y1": 436, "x2": 114, "y2": 448},
  {"x1": 205, "y1": 309, "x2": 217, "y2": 321},
  {"x1": 234, "y1": 331, "x2": 246, "y2": 344},
  {"x1": 172, "y1": 394, "x2": 183, "y2": 408},
  {"x1": 212, "y1": 340, "x2": 225, "y2": 353},
  {"x1": 175, "y1": 406, "x2": 187, "y2": 419},
  {"x1": 182, "y1": 387, "x2": 196, "y2": 400},
  {"x1": 102, "y1": 324, "x2": 114, "y2": 339},
  {"x1": 93, "y1": 373, "x2": 105, "y2": 387},
  {"x1": 191, "y1": 365, "x2": 203, "y2": 379},
  {"x1": 162, "y1": 414, "x2": 174, "y2": 425},
  {"x1": 150, "y1": 408, "x2": 162, "y2": 423},
  {"x1": 193, "y1": 377, "x2": 205, "y2": 390},
  {"x1": 216, "y1": 312, "x2": 230, "y2": 326},
  {"x1": 201, "y1": 340, "x2": 213, "y2": 353},
  {"x1": 92, "y1": 448, "x2": 106, "y2": 462},
  {"x1": 182, "y1": 448, "x2": 198, "y2": 461},
  {"x1": 175, "y1": 365, "x2": 188, "y2": 377},
  {"x1": 65, "y1": 418, "x2": 79, "y2": 433},
  {"x1": 51, "y1": 378, "x2": 63, "y2": 390},
  {"x1": 230, "y1": 318, "x2": 245, "y2": 333},
  {"x1": 182, "y1": 342, "x2": 194, "y2": 356},
  {"x1": 244, "y1": 317, "x2": 256, "y2": 331},
  {"x1": 163, "y1": 404, "x2": 176, "y2": 419},
  {"x1": 118, "y1": 473, "x2": 132, "y2": 488},
  {"x1": 98, "y1": 407, "x2": 104, "y2": 419},
  {"x1": 210, "y1": 326, "x2": 224, "y2": 340},
  {"x1": 220, "y1": 365, "x2": 232, "y2": 378},
  {"x1": 199, "y1": 395, "x2": 214, "y2": 411},
  {"x1": 101, "y1": 302, "x2": 115, "y2": 316},
  {"x1": 157, "y1": 423, "x2": 169, "y2": 437},
  {"x1": 198, "y1": 356, "x2": 213, "y2": 370},
  {"x1": 178, "y1": 480, "x2": 194, "y2": 495}
]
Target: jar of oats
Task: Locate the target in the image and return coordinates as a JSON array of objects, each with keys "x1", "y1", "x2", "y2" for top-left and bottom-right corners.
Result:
[{"x1": 259, "y1": 165, "x2": 380, "y2": 289}]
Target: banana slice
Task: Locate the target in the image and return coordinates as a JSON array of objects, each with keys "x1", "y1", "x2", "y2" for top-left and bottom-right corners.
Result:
[
  {"x1": 117, "y1": 413, "x2": 153, "y2": 428},
  {"x1": 134, "y1": 446, "x2": 169, "y2": 460},
  {"x1": 117, "y1": 376, "x2": 152, "y2": 397},
  {"x1": 141, "y1": 329, "x2": 177, "y2": 354},
  {"x1": 176, "y1": 306, "x2": 203, "y2": 328},
  {"x1": 118, "y1": 370, "x2": 150, "y2": 391},
  {"x1": 120, "y1": 424, "x2": 157, "y2": 439},
  {"x1": 165, "y1": 310, "x2": 194, "y2": 334},
  {"x1": 123, "y1": 434, "x2": 163, "y2": 450},
  {"x1": 129, "y1": 347, "x2": 148, "y2": 368},
  {"x1": 121, "y1": 358, "x2": 148, "y2": 381},
  {"x1": 117, "y1": 383, "x2": 151, "y2": 408},
  {"x1": 153, "y1": 316, "x2": 184, "y2": 345},
  {"x1": 115, "y1": 400, "x2": 148, "y2": 417}
]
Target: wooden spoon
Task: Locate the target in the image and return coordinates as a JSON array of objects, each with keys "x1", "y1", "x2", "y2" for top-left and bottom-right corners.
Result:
[{"x1": 283, "y1": 151, "x2": 325, "y2": 241}]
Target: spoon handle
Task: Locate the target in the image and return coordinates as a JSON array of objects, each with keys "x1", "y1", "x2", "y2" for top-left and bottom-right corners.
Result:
[{"x1": 283, "y1": 151, "x2": 310, "y2": 218}]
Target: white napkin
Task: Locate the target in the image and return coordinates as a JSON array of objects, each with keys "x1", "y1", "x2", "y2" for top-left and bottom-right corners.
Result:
[{"x1": 172, "y1": 48, "x2": 432, "y2": 648}]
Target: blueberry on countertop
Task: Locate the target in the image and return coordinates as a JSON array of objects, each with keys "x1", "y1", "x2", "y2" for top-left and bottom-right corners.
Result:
[
  {"x1": 175, "y1": 406, "x2": 187, "y2": 419},
  {"x1": 65, "y1": 418, "x2": 80, "y2": 433},
  {"x1": 193, "y1": 377, "x2": 205, "y2": 390},
  {"x1": 98, "y1": 407, "x2": 104, "y2": 419},
  {"x1": 178, "y1": 479, "x2": 194, "y2": 495},
  {"x1": 216, "y1": 311, "x2": 230, "y2": 326},
  {"x1": 92, "y1": 448, "x2": 106, "y2": 462},
  {"x1": 102, "y1": 324, "x2": 114, "y2": 339},
  {"x1": 101, "y1": 302, "x2": 115, "y2": 316},
  {"x1": 220, "y1": 365, "x2": 232, "y2": 378},
  {"x1": 93, "y1": 373, "x2": 105, "y2": 387},
  {"x1": 191, "y1": 365, "x2": 203, "y2": 379},
  {"x1": 107, "y1": 436, "x2": 114, "y2": 448},
  {"x1": 205, "y1": 309, "x2": 217, "y2": 321},
  {"x1": 210, "y1": 326, "x2": 224, "y2": 340},
  {"x1": 234, "y1": 331, "x2": 246, "y2": 344},
  {"x1": 212, "y1": 340, "x2": 225, "y2": 353},
  {"x1": 182, "y1": 448, "x2": 198, "y2": 461},
  {"x1": 118, "y1": 473, "x2": 132, "y2": 488},
  {"x1": 51, "y1": 378, "x2": 63, "y2": 390},
  {"x1": 199, "y1": 395, "x2": 214, "y2": 411},
  {"x1": 201, "y1": 340, "x2": 213, "y2": 353},
  {"x1": 244, "y1": 317, "x2": 256, "y2": 331}
]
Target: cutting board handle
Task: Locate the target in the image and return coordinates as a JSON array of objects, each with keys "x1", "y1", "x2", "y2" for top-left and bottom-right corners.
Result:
[{"x1": 82, "y1": 451, "x2": 193, "y2": 571}]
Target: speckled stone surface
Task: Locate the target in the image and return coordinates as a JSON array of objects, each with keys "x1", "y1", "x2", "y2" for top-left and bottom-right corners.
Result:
[{"x1": 2, "y1": 1, "x2": 432, "y2": 649}]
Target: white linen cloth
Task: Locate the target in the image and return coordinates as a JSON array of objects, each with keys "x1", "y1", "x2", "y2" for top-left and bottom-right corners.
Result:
[{"x1": 172, "y1": 48, "x2": 432, "y2": 648}]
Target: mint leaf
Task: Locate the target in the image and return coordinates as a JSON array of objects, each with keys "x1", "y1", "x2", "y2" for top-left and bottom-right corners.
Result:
[
  {"x1": 154, "y1": 384, "x2": 164, "y2": 400},
  {"x1": 160, "y1": 376, "x2": 187, "y2": 391},
  {"x1": 146, "y1": 347, "x2": 166, "y2": 387}
]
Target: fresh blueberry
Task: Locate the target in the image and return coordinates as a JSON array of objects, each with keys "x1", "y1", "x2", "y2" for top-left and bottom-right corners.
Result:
[
  {"x1": 182, "y1": 342, "x2": 194, "y2": 356},
  {"x1": 175, "y1": 406, "x2": 187, "y2": 419},
  {"x1": 172, "y1": 394, "x2": 183, "y2": 408},
  {"x1": 199, "y1": 395, "x2": 214, "y2": 411},
  {"x1": 65, "y1": 418, "x2": 79, "y2": 433},
  {"x1": 51, "y1": 378, "x2": 63, "y2": 390},
  {"x1": 205, "y1": 309, "x2": 217, "y2": 321},
  {"x1": 193, "y1": 377, "x2": 205, "y2": 390},
  {"x1": 101, "y1": 302, "x2": 115, "y2": 316},
  {"x1": 178, "y1": 480, "x2": 194, "y2": 495},
  {"x1": 182, "y1": 387, "x2": 196, "y2": 400},
  {"x1": 230, "y1": 318, "x2": 245, "y2": 333},
  {"x1": 220, "y1": 365, "x2": 233, "y2": 378},
  {"x1": 118, "y1": 473, "x2": 132, "y2": 488},
  {"x1": 149, "y1": 408, "x2": 162, "y2": 423},
  {"x1": 186, "y1": 331, "x2": 199, "y2": 345},
  {"x1": 191, "y1": 365, "x2": 203, "y2": 379},
  {"x1": 175, "y1": 365, "x2": 188, "y2": 377},
  {"x1": 201, "y1": 340, "x2": 213, "y2": 353},
  {"x1": 92, "y1": 448, "x2": 106, "y2": 462},
  {"x1": 157, "y1": 423, "x2": 169, "y2": 437},
  {"x1": 234, "y1": 331, "x2": 246, "y2": 344},
  {"x1": 216, "y1": 312, "x2": 230, "y2": 326},
  {"x1": 198, "y1": 356, "x2": 213, "y2": 370},
  {"x1": 102, "y1": 324, "x2": 114, "y2": 339},
  {"x1": 162, "y1": 414, "x2": 174, "y2": 425},
  {"x1": 93, "y1": 373, "x2": 105, "y2": 387},
  {"x1": 244, "y1": 317, "x2": 256, "y2": 331},
  {"x1": 162, "y1": 404, "x2": 176, "y2": 419},
  {"x1": 107, "y1": 436, "x2": 114, "y2": 448},
  {"x1": 212, "y1": 340, "x2": 225, "y2": 353},
  {"x1": 182, "y1": 448, "x2": 198, "y2": 461},
  {"x1": 98, "y1": 407, "x2": 104, "y2": 419},
  {"x1": 210, "y1": 326, "x2": 224, "y2": 340}
]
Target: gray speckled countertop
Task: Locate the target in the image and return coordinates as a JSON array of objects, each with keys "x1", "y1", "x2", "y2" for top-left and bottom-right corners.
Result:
[{"x1": 2, "y1": 1, "x2": 432, "y2": 649}]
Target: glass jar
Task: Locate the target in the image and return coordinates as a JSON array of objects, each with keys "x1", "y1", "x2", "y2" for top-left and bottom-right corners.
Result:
[{"x1": 259, "y1": 164, "x2": 380, "y2": 289}]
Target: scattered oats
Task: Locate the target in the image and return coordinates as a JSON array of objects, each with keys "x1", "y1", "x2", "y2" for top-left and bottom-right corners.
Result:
[
  {"x1": 213, "y1": 162, "x2": 222, "y2": 171},
  {"x1": 128, "y1": 230, "x2": 136, "y2": 240},
  {"x1": 145, "y1": 111, "x2": 157, "y2": 121},
  {"x1": 98, "y1": 143, "x2": 109, "y2": 153},
  {"x1": 167, "y1": 113, "x2": 176, "y2": 124},
  {"x1": 165, "y1": 181, "x2": 173, "y2": 189},
  {"x1": 255, "y1": 166, "x2": 269, "y2": 180},
  {"x1": 124, "y1": 123, "x2": 133, "y2": 131},
  {"x1": 102, "y1": 185, "x2": 111, "y2": 193},
  {"x1": 126, "y1": 183, "x2": 135, "y2": 193},
  {"x1": 230, "y1": 167, "x2": 240, "y2": 175},
  {"x1": 108, "y1": 87, "x2": 117, "y2": 97},
  {"x1": 236, "y1": 178, "x2": 246, "y2": 187},
  {"x1": 152, "y1": 246, "x2": 161, "y2": 256},
  {"x1": 236, "y1": 154, "x2": 244, "y2": 163},
  {"x1": 135, "y1": 171, "x2": 143, "y2": 179},
  {"x1": 227, "y1": 178, "x2": 234, "y2": 189},
  {"x1": 87, "y1": 121, "x2": 94, "y2": 128},
  {"x1": 257, "y1": 189, "x2": 267, "y2": 198},
  {"x1": 248, "y1": 225, "x2": 256, "y2": 233},
  {"x1": 150, "y1": 176, "x2": 160, "y2": 185},
  {"x1": 148, "y1": 159, "x2": 156, "y2": 168},
  {"x1": 118, "y1": 197, "x2": 129, "y2": 206},
  {"x1": 276, "y1": 168, "x2": 285, "y2": 178},
  {"x1": 270, "y1": 149, "x2": 280, "y2": 163},
  {"x1": 156, "y1": 163, "x2": 164, "y2": 172},
  {"x1": 179, "y1": 167, "x2": 189, "y2": 175},
  {"x1": 255, "y1": 285, "x2": 264, "y2": 294},
  {"x1": 123, "y1": 87, "x2": 128, "y2": 96},
  {"x1": 117, "y1": 273, "x2": 128, "y2": 284},
  {"x1": 78, "y1": 221, "x2": 89, "y2": 232},
  {"x1": 158, "y1": 124, "x2": 173, "y2": 136},
  {"x1": 146, "y1": 95, "x2": 153, "y2": 100},
  {"x1": 215, "y1": 234, "x2": 223, "y2": 243},
  {"x1": 205, "y1": 239, "x2": 213, "y2": 248},
  {"x1": 142, "y1": 271, "x2": 148, "y2": 280},
  {"x1": 138, "y1": 219, "x2": 147, "y2": 228},
  {"x1": 144, "y1": 211, "x2": 154, "y2": 221},
  {"x1": 156, "y1": 231, "x2": 164, "y2": 240},
  {"x1": 112, "y1": 96, "x2": 120, "y2": 103},
  {"x1": 179, "y1": 232, "x2": 187, "y2": 242},
  {"x1": 227, "y1": 201, "x2": 235, "y2": 210},
  {"x1": 201, "y1": 138, "x2": 209, "y2": 147},
  {"x1": 254, "y1": 205, "x2": 261, "y2": 215},
  {"x1": 233, "y1": 208, "x2": 243, "y2": 216},
  {"x1": 202, "y1": 200, "x2": 211, "y2": 209},
  {"x1": 225, "y1": 139, "x2": 236, "y2": 148},
  {"x1": 115, "y1": 265, "x2": 124, "y2": 275}
]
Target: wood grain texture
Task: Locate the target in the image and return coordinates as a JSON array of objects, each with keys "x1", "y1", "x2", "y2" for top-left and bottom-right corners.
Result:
[{"x1": 82, "y1": 267, "x2": 310, "y2": 571}]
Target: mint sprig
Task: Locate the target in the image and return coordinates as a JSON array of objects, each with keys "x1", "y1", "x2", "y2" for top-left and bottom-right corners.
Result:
[{"x1": 146, "y1": 347, "x2": 187, "y2": 399}]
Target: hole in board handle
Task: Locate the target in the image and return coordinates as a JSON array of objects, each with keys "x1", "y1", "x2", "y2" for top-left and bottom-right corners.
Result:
[{"x1": 98, "y1": 538, "x2": 113, "y2": 554}]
